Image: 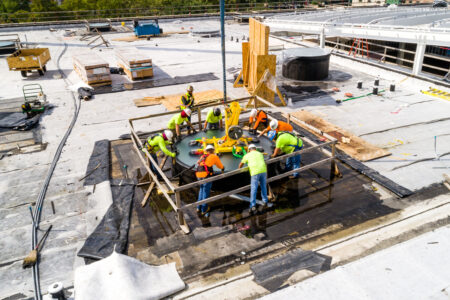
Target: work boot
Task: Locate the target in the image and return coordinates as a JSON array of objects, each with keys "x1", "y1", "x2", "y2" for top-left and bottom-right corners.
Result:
[
  {"x1": 201, "y1": 206, "x2": 210, "y2": 217},
  {"x1": 289, "y1": 175, "x2": 299, "y2": 179},
  {"x1": 249, "y1": 205, "x2": 257, "y2": 215}
]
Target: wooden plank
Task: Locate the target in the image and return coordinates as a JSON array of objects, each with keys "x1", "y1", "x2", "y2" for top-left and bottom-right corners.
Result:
[
  {"x1": 0, "y1": 139, "x2": 35, "y2": 152},
  {"x1": 241, "y1": 42, "x2": 250, "y2": 86},
  {"x1": 290, "y1": 110, "x2": 391, "y2": 162},
  {"x1": 134, "y1": 89, "x2": 224, "y2": 109}
]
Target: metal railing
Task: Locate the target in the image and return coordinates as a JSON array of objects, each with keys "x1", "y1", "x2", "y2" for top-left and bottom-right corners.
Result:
[
  {"x1": 325, "y1": 38, "x2": 450, "y2": 78},
  {"x1": 128, "y1": 95, "x2": 338, "y2": 233}
]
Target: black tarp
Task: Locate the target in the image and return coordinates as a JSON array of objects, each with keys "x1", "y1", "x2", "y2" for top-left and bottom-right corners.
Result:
[
  {"x1": 0, "y1": 112, "x2": 40, "y2": 131},
  {"x1": 83, "y1": 140, "x2": 110, "y2": 186},
  {"x1": 77, "y1": 179, "x2": 135, "y2": 260}
]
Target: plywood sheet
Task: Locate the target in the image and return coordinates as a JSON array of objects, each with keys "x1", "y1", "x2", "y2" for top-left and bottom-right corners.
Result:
[
  {"x1": 290, "y1": 110, "x2": 391, "y2": 162},
  {"x1": 134, "y1": 89, "x2": 224, "y2": 110},
  {"x1": 255, "y1": 54, "x2": 276, "y2": 103}
]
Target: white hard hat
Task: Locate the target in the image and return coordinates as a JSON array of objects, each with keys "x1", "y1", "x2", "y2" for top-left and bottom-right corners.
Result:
[
  {"x1": 270, "y1": 119, "x2": 279, "y2": 130},
  {"x1": 248, "y1": 144, "x2": 256, "y2": 150},
  {"x1": 250, "y1": 109, "x2": 257, "y2": 118},
  {"x1": 163, "y1": 130, "x2": 173, "y2": 141},
  {"x1": 184, "y1": 108, "x2": 192, "y2": 116},
  {"x1": 205, "y1": 144, "x2": 215, "y2": 151}
]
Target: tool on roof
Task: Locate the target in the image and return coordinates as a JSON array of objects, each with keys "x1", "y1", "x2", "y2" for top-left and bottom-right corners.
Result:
[
  {"x1": 21, "y1": 84, "x2": 48, "y2": 118},
  {"x1": 23, "y1": 225, "x2": 52, "y2": 269},
  {"x1": 336, "y1": 90, "x2": 385, "y2": 103},
  {"x1": 420, "y1": 87, "x2": 450, "y2": 101}
]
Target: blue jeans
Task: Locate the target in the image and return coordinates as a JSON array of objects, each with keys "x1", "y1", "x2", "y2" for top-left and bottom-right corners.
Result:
[
  {"x1": 149, "y1": 152, "x2": 161, "y2": 178},
  {"x1": 207, "y1": 122, "x2": 219, "y2": 130},
  {"x1": 197, "y1": 181, "x2": 212, "y2": 213},
  {"x1": 286, "y1": 151, "x2": 301, "y2": 178},
  {"x1": 250, "y1": 172, "x2": 268, "y2": 208}
]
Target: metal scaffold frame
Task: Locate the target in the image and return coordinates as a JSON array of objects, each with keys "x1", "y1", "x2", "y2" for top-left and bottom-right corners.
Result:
[{"x1": 128, "y1": 96, "x2": 338, "y2": 234}]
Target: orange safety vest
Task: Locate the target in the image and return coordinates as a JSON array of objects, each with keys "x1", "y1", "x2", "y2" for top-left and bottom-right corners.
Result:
[{"x1": 196, "y1": 154, "x2": 214, "y2": 178}]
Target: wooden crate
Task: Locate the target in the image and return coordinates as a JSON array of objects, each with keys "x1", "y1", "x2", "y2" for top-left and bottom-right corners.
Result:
[
  {"x1": 7, "y1": 48, "x2": 50, "y2": 71},
  {"x1": 73, "y1": 53, "x2": 111, "y2": 86},
  {"x1": 116, "y1": 48, "x2": 153, "y2": 81}
]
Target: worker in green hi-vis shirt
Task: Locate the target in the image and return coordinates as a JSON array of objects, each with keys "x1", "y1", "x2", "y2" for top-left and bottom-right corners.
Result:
[
  {"x1": 203, "y1": 107, "x2": 223, "y2": 131},
  {"x1": 239, "y1": 144, "x2": 269, "y2": 215},
  {"x1": 271, "y1": 132, "x2": 303, "y2": 179}
]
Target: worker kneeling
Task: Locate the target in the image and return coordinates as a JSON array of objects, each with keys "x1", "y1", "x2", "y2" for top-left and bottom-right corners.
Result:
[
  {"x1": 203, "y1": 107, "x2": 223, "y2": 131},
  {"x1": 143, "y1": 130, "x2": 176, "y2": 180},
  {"x1": 271, "y1": 132, "x2": 303, "y2": 179},
  {"x1": 248, "y1": 109, "x2": 268, "y2": 135},
  {"x1": 258, "y1": 119, "x2": 293, "y2": 138},
  {"x1": 195, "y1": 144, "x2": 225, "y2": 217},
  {"x1": 167, "y1": 108, "x2": 196, "y2": 140},
  {"x1": 239, "y1": 144, "x2": 269, "y2": 214}
]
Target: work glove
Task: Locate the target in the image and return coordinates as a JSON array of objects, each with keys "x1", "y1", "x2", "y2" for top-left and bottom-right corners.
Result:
[
  {"x1": 203, "y1": 128, "x2": 208, "y2": 133},
  {"x1": 222, "y1": 167, "x2": 225, "y2": 173}
]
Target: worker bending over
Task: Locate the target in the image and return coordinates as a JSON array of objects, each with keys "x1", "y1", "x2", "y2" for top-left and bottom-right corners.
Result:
[
  {"x1": 196, "y1": 145, "x2": 225, "y2": 217},
  {"x1": 203, "y1": 107, "x2": 223, "y2": 131},
  {"x1": 248, "y1": 109, "x2": 268, "y2": 134},
  {"x1": 258, "y1": 119, "x2": 293, "y2": 138},
  {"x1": 167, "y1": 108, "x2": 196, "y2": 139},
  {"x1": 143, "y1": 130, "x2": 176, "y2": 180},
  {"x1": 239, "y1": 144, "x2": 269, "y2": 214},
  {"x1": 180, "y1": 85, "x2": 195, "y2": 112},
  {"x1": 271, "y1": 132, "x2": 303, "y2": 179}
]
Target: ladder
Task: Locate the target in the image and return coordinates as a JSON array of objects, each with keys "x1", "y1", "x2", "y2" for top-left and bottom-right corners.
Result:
[{"x1": 348, "y1": 38, "x2": 369, "y2": 58}]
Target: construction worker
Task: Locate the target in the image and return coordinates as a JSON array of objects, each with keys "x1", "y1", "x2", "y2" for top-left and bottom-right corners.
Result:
[
  {"x1": 203, "y1": 107, "x2": 223, "y2": 131},
  {"x1": 196, "y1": 144, "x2": 225, "y2": 217},
  {"x1": 239, "y1": 144, "x2": 269, "y2": 214},
  {"x1": 180, "y1": 85, "x2": 195, "y2": 113},
  {"x1": 258, "y1": 119, "x2": 293, "y2": 138},
  {"x1": 271, "y1": 132, "x2": 303, "y2": 179},
  {"x1": 248, "y1": 108, "x2": 268, "y2": 134},
  {"x1": 167, "y1": 108, "x2": 196, "y2": 140},
  {"x1": 143, "y1": 130, "x2": 175, "y2": 180}
]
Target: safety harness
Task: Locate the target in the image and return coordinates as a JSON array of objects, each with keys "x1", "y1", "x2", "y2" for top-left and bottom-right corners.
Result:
[
  {"x1": 180, "y1": 92, "x2": 194, "y2": 110},
  {"x1": 196, "y1": 153, "x2": 214, "y2": 177},
  {"x1": 279, "y1": 132, "x2": 303, "y2": 151},
  {"x1": 144, "y1": 133, "x2": 162, "y2": 152}
]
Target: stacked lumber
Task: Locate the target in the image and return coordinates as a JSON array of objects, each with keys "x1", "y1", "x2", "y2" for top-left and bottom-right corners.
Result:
[
  {"x1": 73, "y1": 53, "x2": 111, "y2": 86},
  {"x1": 116, "y1": 48, "x2": 153, "y2": 81}
]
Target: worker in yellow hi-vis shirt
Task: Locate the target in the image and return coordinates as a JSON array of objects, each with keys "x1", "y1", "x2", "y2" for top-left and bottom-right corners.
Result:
[
  {"x1": 203, "y1": 107, "x2": 223, "y2": 131},
  {"x1": 239, "y1": 144, "x2": 269, "y2": 215}
]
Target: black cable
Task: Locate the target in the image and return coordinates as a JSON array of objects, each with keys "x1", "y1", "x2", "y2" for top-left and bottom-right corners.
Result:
[{"x1": 31, "y1": 33, "x2": 81, "y2": 300}]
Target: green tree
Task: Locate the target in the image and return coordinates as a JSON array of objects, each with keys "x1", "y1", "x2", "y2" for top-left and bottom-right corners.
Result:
[
  {"x1": 2, "y1": 0, "x2": 30, "y2": 13},
  {"x1": 61, "y1": 0, "x2": 96, "y2": 11},
  {"x1": 30, "y1": 0, "x2": 60, "y2": 12}
]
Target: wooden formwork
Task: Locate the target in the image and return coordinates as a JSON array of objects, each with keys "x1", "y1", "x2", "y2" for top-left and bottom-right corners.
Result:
[
  {"x1": 234, "y1": 18, "x2": 285, "y2": 106},
  {"x1": 128, "y1": 96, "x2": 337, "y2": 234}
]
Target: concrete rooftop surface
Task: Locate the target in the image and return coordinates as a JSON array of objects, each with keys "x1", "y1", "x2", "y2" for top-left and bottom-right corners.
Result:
[{"x1": 0, "y1": 12, "x2": 449, "y2": 300}]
